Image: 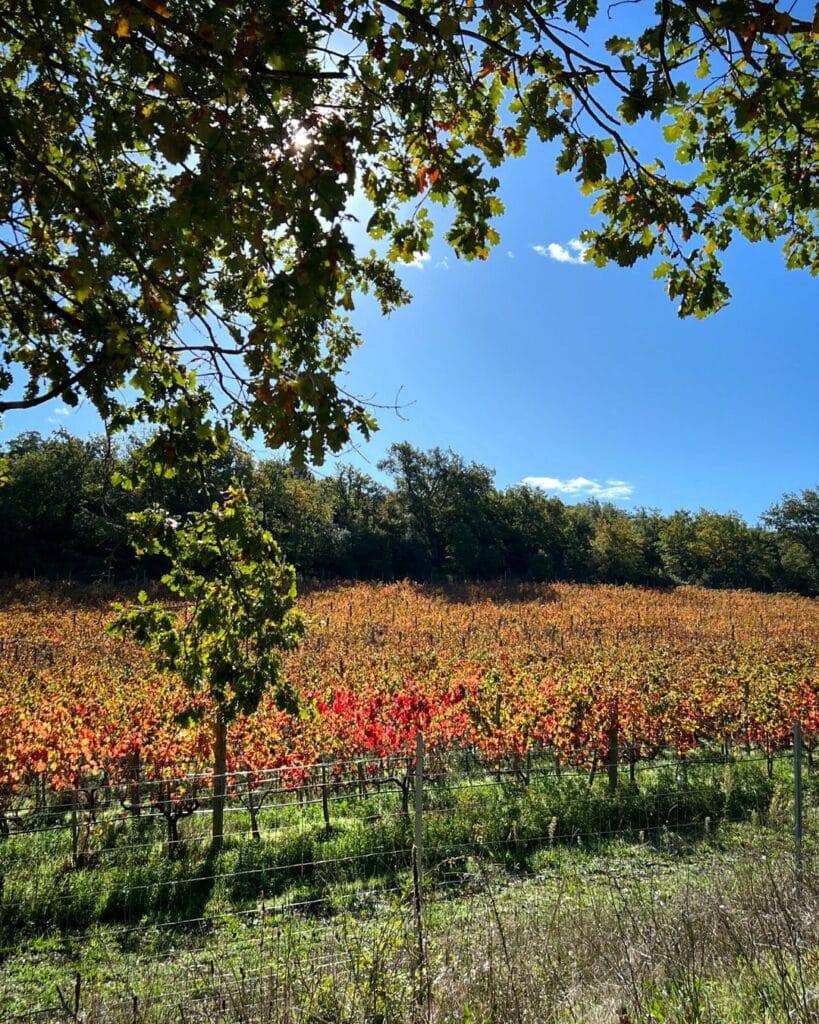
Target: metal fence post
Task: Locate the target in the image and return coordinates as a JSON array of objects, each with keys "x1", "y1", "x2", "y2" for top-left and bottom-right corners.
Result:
[
  {"x1": 70, "y1": 785, "x2": 79, "y2": 867},
  {"x1": 321, "y1": 762, "x2": 331, "y2": 836},
  {"x1": 794, "y1": 719, "x2": 803, "y2": 886},
  {"x1": 414, "y1": 729, "x2": 424, "y2": 886},
  {"x1": 412, "y1": 729, "x2": 427, "y2": 1014}
]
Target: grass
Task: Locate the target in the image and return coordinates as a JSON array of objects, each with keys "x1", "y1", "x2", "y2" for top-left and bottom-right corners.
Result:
[{"x1": 0, "y1": 752, "x2": 814, "y2": 1022}]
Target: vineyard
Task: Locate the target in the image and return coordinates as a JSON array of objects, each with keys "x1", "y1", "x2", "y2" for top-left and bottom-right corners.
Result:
[
  {"x1": 1, "y1": 580, "x2": 817, "y2": 810},
  {"x1": 2, "y1": 580, "x2": 819, "y2": 1022}
]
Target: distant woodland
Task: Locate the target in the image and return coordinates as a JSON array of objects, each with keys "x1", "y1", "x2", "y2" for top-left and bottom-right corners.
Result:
[{"x1": 1, "y1": 431, "x2": 817, "y2": 595}]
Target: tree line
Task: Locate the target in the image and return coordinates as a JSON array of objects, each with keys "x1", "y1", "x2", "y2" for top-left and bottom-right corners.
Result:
[{"x1": 1, "y1": 430, "x2": 817, "y2": 596}]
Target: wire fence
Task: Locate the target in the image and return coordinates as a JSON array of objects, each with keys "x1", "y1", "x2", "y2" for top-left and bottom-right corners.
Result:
[{"x1": 1, "y1": 736, "x2": 815, "y2": 1023}]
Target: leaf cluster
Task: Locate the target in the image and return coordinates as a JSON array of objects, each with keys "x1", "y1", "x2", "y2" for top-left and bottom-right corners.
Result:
[
  {"x1": 108, "y1": 486, "x2": 305, "y2": 722},
  {"x1": 1, "y1": 0, "x2": 817, "y2": 460}
]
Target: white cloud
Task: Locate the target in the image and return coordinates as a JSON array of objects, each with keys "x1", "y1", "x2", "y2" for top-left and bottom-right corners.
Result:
[
  {"x1": 522, "y1": 476, "x2": 634, "y2": 501},
  {"x1": 406, "y1": 251, "x2": 431, "y2": 270},
  {"x1": 507, "y1": 250, "x2": 515, "y2": 259},
  {"x1": 434, "y1": 257, "x2": 449, "y2": 271},
  {"x1": 531, "y1": 239, "x2": 589, "y2": 265},
  {"x1": 47, "y1": 405, "x2": 72, "y2": 425}
]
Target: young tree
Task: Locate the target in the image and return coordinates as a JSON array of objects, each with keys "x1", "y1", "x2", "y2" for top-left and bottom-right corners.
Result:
[{"x1": 108, "y1": 486, "x2": 305, "y2": 851}]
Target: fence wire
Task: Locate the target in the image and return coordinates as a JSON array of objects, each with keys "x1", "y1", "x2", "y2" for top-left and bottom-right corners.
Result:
[{"x1": 0, "y1": 743, "x2": 813, "y2": 1023}]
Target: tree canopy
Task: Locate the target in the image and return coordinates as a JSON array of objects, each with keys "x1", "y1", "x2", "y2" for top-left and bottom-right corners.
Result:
[
  {"x1": 2, "y1": 0, "x2": 818, "y2": 468},
  {"x1": 4, "y1": 431, "x2": 818, "y2": 595}
]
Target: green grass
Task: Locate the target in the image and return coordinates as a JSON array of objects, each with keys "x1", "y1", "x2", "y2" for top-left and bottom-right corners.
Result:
[
  {"x1": 0, "y1": 753, "x2": 810, "y2": 1021},
  {"x1": 0, "y1": 756, "x2": 780, "y2": 938}
]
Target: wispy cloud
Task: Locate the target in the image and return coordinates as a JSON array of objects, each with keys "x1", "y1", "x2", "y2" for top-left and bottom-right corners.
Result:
[
  {"x1": 434, "y1": 257, "x2": 450, "y2": 271},
  {"x1": 532, "y1": 239, "x2": 589, "y2": 265},
  {"x1": 522, "y1": 476, "x2": 634, "y2": 501}
]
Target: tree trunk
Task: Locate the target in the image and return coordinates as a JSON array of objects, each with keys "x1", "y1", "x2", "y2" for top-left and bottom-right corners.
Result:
[
  {"x1": 212, "y1": 713, "x2": 227, "y2": 853},
  {"x1": 246, "y1": 779, "x2": 262, "y2": 843},
  {"x1": 167, "y1": 810, "x2": 179, "y2": 849}
]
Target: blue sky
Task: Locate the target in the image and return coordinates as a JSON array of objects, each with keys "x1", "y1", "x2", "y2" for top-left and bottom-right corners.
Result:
[
  {"x1": 314, "y1": 138, "x2": 818, "y2": 523},
  {"x1": 4, "y1": 141, "x2": 817, "y2": 524}
]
